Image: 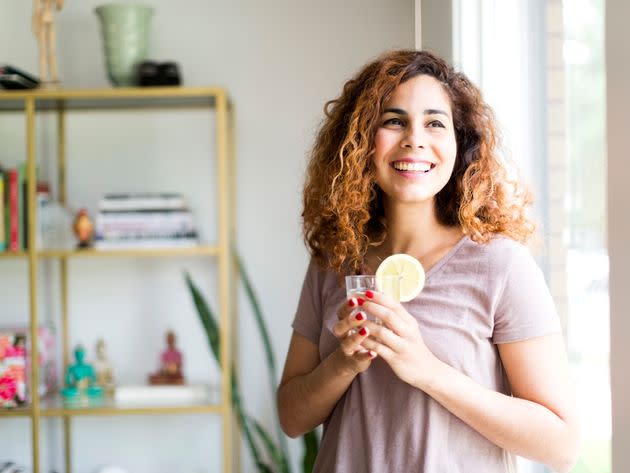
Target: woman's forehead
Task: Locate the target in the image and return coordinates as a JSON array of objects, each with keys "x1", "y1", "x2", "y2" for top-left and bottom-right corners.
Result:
[{"x1": 385, "y1": 75, "x2": 452, "y2": 109}]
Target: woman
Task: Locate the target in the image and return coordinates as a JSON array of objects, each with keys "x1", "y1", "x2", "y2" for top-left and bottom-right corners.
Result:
[{"x1": 277, "y1": 50, "x2": 579, "y2": 472}]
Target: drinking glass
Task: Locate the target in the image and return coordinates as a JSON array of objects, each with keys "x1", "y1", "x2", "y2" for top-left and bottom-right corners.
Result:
[{"x1": 345, "y1": 274, "x2": 400, "y2": 324}]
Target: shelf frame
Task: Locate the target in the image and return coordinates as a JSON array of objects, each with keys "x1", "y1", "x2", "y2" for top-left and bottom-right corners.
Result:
[{"x1": 0, "y1": 87, "x2": 236, "y2": 473}]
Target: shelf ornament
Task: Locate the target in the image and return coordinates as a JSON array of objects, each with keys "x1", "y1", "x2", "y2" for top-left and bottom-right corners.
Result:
[
  {"x1": 32, "y1": 0, "x2": 65, "y2": 87},
  {"x1": 61, "y1": 345, "x2": 104, "y2": 404}
]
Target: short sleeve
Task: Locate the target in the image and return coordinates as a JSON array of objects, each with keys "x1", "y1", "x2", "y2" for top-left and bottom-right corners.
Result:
[
  {"x1": 492, "y1": 245, "x2": 562, "y2": 344},
  {"x1": 291, "y1": 258, "x2": 324, "y2": 344}
]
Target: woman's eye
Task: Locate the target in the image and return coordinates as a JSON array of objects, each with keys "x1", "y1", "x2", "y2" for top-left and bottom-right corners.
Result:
[
  {"x1": 427, "y1": 120, "x2": 445, "y2": 128},
  {"x1": 383, "y1": 117, "x2": 404, "y2": 127}
]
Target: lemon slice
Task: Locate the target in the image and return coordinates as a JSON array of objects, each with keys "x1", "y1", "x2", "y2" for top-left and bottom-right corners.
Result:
[{"x1": 376, "y1": 253, "x2": 425, "y2": 302}]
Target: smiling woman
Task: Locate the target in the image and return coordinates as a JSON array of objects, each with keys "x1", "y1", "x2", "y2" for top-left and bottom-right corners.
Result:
[
  {"x1": 278, "y1": 49, "x2": 579, "y2": 473},
  {"x1": 301, "y1": 50, "x2": 535, "y2": 277}
]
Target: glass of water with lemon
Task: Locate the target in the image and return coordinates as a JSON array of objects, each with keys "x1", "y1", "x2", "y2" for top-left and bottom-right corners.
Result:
[{"x1": 345, "y1": 253, "x2": 426, "y2": 324}]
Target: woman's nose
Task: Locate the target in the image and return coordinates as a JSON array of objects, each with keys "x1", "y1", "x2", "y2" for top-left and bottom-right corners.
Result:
[{"x1": 400, "y1": 126, "x2": 425, "y2": 149}]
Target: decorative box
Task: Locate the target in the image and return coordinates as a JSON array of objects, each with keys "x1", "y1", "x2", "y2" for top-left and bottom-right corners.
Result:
[{"x1": 0, "y1": 325, "x2": 56, "y2": 408}]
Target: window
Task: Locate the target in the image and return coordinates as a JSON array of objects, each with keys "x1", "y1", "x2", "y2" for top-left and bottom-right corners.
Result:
[{"x1": 563, "y1": 0, "x2": 610, "y2": 471}]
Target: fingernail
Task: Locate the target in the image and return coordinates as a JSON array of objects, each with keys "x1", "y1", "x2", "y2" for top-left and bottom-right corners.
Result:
[
  {"x1": 348, "y1": 298, "x2": 356, "y2": 307},
  {"x1": 365, "y1": 290, "x2": 374, "y2": 299},
  {"x1": 355, "y1": 312, "x2": 365, "y2": 321},
  {"x1": 359, "y1": 327, "x2": 367, "y2": 336},
  {"x1": 369, "y1": 350, "x2": 377, "y2": 358},
  {"x1": 357, "y1": 297, "x2": 364, "y2": 306}
]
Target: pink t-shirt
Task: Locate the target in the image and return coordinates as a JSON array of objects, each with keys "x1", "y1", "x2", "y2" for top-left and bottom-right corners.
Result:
[{"x1": 291, "y1": 236, "x2": 561, "y2": 473}]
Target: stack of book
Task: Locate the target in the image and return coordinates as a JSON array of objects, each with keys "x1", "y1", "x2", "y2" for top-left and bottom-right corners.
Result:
[{"x1": 95, "y1": 193, "x2": 198, "y2": 249}]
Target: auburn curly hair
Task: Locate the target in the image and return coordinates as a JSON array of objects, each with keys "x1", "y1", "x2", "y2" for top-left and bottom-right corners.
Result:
[{"x1": 302, "y1": 49, "x2": 535, "y2": 276}]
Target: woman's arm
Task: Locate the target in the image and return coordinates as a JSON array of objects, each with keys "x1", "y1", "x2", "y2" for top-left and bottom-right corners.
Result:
[
  {"x1": 421, "y1": 334, "x2": 579, "y2": 473},
  {"x1": 277, "y1": 332, "x2": 355, "y2": 438},
  {"x1": 278, "y1": 302, "x2": 377, "y2": 438}
]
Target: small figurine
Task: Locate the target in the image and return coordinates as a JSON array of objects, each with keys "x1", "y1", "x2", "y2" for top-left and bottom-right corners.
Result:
[
  {"x1": 61, "y1": 345, "x2": 103, "y2": 402},
  {"x1": 72, "y1": 208, "x2": 94, "y2": 248},
  {"x1": 148, "y1": 330, "x2": 184, "y2": 385},
  {"x1": 32, "y1": 0, "x2": 65, "y2": 86},
  {"x1": 93, "y1": 338, "x2": 115, "y2": 395}
]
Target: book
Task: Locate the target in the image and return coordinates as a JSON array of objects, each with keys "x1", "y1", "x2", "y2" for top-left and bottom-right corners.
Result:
[
  {"x1": 95, "y1": 211, "x2": 196, "y2": 240},
  {"x1": 6, "y1": 168, "x2": 19, "y2": 251},
  {"x1": 98, "y1": 193, "x2": 187, "y2": 212},
  {"x1": 0, "y1": 171, "x2": 4, "y2": 251}
]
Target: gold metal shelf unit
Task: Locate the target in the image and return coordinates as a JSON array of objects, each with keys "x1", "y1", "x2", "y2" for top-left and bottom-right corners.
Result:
[{"x1": 0, "y1": 87, "x2": 236, "y2": 473}]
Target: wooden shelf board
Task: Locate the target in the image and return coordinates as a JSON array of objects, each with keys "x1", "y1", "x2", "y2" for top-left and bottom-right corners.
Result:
[
  {"x1": 37, "y1": 245, "x2": 221, "y2": 258},
  {"x1": 0, "y1": 245, "x2": 221, "y2": 259},
  {"x1": 40, "y1": 398, "x2": 223, "y2": 417},
  {"x1": 0, "y1": 406, "x2": 32, "y2": 417},
  {"x1": 0, "y1": 86, "x2": 227, "y2": 111},
  {"x1": 0, "y1": 251, "x2": 28, "y2": 259}
]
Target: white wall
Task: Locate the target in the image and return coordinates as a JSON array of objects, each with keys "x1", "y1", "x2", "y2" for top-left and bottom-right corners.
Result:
[
  {"x1": 0, "y1": 1, "x2": 414, "y2": 472},
  {"x1": 606, "y1": 0, "x2": 630, "y2": 471},
  {"x1": 420, "y1": 0, "x2": 453, "y2": 64}
]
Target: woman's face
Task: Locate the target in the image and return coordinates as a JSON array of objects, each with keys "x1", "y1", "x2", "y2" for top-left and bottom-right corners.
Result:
[{"x1": 372, "y1": 74, "x2": 457, "y2": 207}]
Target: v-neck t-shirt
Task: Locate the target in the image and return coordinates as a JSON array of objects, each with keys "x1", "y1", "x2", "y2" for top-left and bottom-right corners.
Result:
[{"x1": 291, "y1": 236, "x2": 561, "y2": 473}]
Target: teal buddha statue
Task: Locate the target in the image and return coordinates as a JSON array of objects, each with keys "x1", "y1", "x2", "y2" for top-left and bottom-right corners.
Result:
[{"x1": 61, "y1": 345, "x2": 103, "y2": 401}]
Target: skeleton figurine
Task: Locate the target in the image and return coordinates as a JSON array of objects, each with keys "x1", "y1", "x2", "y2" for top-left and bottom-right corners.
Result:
[
  {"x1": 94, "y1": 338, "x2": 115, "y2": 395},
  {"x1": 32, "y1": 0, "x2": 65, "y2": 86}
]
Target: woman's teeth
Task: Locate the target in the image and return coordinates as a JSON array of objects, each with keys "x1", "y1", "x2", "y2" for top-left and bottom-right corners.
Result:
[{"x1": 392, "y1": 161, "x2": 434, "y2": 172}]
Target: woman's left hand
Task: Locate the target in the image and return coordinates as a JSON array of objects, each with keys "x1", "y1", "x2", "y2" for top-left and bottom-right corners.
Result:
[{"x1": 360, "y1": 290, "x2": 440, "y2": 389}]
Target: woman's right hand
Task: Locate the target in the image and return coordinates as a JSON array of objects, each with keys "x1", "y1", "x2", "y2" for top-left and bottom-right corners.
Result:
[{"x1": 332, "y1": 297, "x2": 377, "y2": 374}]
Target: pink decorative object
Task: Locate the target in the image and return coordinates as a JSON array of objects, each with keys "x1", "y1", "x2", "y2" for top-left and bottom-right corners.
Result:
[
  {"x1": 149, "y1": 330, "x2": 185, "y2": 385},
  {"x1": 0, "y1": 325, "x2": 56, "y2": 408},
  {"x1": 0, "y1": 334, "x2": 26, "y2": 407},
  {"x1": 0, "y1": 376, "x2": 17, "y2": 401}
]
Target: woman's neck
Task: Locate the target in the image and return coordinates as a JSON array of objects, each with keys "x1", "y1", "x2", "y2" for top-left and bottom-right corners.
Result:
[{"x1": 368, "y1": 199, "x2": 463, "y2": 272}]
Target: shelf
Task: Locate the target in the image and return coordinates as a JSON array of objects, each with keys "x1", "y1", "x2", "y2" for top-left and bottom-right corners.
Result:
[
  {"x1": 0, "y1": 406, "x2": 32, "y2": 418},
  {"x1": 0, "y1": 245, "x2": 220, "y2": 259},
  {"x1": 38, "y1": 245, "x2": 220, "y2": 258},
  {"x1": 0, "y1": 86, "x2": 227, "y2": 111},
  {"x1": 0, "y1": 251, "x2": 28, "y2": 259},
  {"x1": 0, "y1": 84, "x2": 236, "y2": 471},
  {"x1": 40, "y1": 394, "x2": 223, "y2": 417}
]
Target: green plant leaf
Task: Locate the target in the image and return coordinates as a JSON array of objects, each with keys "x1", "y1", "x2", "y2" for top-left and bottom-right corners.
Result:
[
  {"x1": 249, "y1": 415, "x2": 290, "y2": 473},
  {"x1": 301, "y1": 430, "x2": 319, "y2": 473},
  {"x1": 185, "y1": 272, "x2": 220, "y2": 362},
  {"x1": 234, "y1": 249, "x2": 292, "y2": 468},
  {"x1": 234, "y1": 251, "x2": 278, "y2": 380},
  {"x1": 186, "y1": 265, "x2": 320, "y2": 473},
  {"x1": 185, "y1": 272, "x2": 266, "y2": 471}
]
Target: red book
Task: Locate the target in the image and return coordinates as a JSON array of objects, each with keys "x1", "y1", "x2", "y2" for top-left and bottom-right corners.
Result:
[{"x1": 7, "y1": 168, "x2": 19, "y2": 251}]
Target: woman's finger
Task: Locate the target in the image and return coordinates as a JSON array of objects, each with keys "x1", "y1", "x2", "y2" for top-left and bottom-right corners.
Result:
[
  {"x1": 360, "y1": 336, "x2": 394, "y2": 362},
  {"x1": 332, "y1": 309, "x2": 368, "y2": 338},
  {"x1": 336, "y1": 296, "x2": 366, "y2": 321},
  {"x1": 364, "y1": 321, "x2": 403, "y2": 352},
  {"x1": 362, "y1": 300, "x2": 407, "y2": 336},
  {"x1": 365, "y1": 290, "x2": 417, "y2": 326},
  {"x1": 339, "y1": 324, "x2": 370, "y2": 356}
]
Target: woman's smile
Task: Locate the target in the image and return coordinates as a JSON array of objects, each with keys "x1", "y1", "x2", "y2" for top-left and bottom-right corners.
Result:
[{"x1": 390, "y1": 159, "x2": 437, "y2": 176}]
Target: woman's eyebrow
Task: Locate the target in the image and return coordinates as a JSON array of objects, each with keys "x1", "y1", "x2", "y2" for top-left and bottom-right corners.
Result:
[{"x1": 383, "y1": 107, "x2": 450, "y2": 118}]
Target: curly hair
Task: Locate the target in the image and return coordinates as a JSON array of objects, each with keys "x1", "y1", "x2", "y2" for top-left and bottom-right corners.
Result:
[{"x1": 302, "y1": 49, "x2": 535, "y2": 276}]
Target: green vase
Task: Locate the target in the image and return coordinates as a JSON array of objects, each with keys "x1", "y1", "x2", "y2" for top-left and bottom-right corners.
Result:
[{"x1": 95, "y1": 3, "x2": 154, "y2": 87}]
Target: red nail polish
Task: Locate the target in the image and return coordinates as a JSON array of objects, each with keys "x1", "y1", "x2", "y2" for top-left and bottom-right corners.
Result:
[
  {"x1": 355, "y1": 312, "x2": 365, "y2": 321},
  {"x1": 365, "y1": 290, "x2": 374, "y2": 299},
  {"x1": 359, "y1": 327, "x2": 367, "y2": 336},
  {"x1": 348, "y1": 298, "x2": 356, "y2": 307},
  {"x1": 357, "y1": 297, "x2": 364, "y2": 306}
]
